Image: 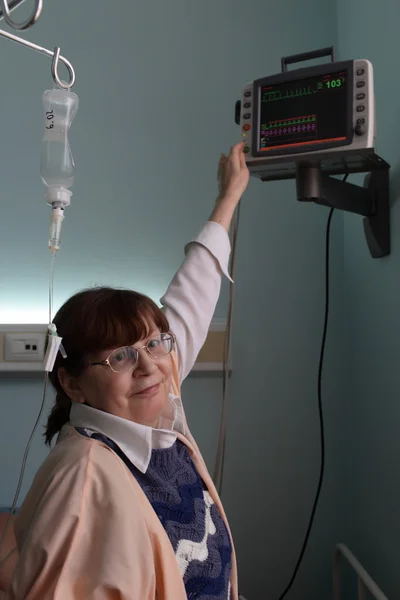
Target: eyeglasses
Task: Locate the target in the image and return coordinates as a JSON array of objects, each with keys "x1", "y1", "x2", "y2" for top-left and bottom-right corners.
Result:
[{"x1": 88, "y1": 333, "x2": 175, "y2": 373}]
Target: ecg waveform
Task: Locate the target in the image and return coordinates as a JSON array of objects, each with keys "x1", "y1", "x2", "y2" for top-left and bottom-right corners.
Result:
[
  {"x1": 261, "y1": 72, "x2": 346, "y2": 103},
  {"x1": 262, "y1": 86, "x2": 317, "y2": 103},
  {"x1": 260, "y1": 114, "x2": 318, "y2": 149}
]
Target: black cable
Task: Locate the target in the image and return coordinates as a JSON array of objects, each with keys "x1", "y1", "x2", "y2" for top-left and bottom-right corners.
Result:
[{"x1": 278, "y1": 173, "x2": 348, "y2": 599}]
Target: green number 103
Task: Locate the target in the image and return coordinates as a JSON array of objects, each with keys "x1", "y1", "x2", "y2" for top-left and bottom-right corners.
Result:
[{"x1": 326, "y1": 79, "x2": 342, "y2": 88}]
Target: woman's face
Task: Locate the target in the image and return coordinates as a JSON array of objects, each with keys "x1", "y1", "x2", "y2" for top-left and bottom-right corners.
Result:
[{"x1": 59, "y1": 324, "x2": 173, "y2": 427}]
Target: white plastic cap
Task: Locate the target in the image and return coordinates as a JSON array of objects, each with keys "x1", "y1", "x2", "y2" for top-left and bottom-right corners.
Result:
[
  {"x1": 43, "y1": 333, "x2": 63, "y2": 372},
  {"x1": 46, "y1": 187, "x2": 72, "y2": 207}
]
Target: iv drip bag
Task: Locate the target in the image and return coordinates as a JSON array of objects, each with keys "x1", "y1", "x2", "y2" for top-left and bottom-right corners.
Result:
[{"x1": 40, "y1": 88, "x2": 79, "y2": 207}]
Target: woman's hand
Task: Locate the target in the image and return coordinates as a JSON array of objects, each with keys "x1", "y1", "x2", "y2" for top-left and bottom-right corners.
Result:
[
  {"x1": 217, "y1": 142, "x2": 250, "y2": 204},
  {"x1": 209, "y1": 142, "x2": 250, "y2": 232}
]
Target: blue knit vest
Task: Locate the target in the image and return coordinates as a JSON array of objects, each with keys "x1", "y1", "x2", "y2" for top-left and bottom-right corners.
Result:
[{"x1": 76, "y1": 428, "x2": 232, "y2": 600}]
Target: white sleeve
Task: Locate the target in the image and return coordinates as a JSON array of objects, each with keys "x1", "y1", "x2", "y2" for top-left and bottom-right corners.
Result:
[{"x1": 160, "y1": 221, "x2": 232, "y2": 382}]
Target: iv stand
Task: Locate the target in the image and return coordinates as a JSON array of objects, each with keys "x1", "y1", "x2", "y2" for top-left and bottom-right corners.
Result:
[{"x1": 0, "y1": 0, "x2": 75, "y2": 88}]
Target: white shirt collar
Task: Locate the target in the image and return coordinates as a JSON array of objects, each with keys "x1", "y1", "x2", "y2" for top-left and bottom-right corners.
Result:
[{"x1": 69, "y1": 393, "x2": 186, "y2": 474}]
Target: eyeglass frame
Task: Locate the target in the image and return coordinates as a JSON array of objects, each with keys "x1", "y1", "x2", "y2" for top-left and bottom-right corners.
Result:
[{"x1": 87, "y1": 332, "x2": 176, "y2": 373}]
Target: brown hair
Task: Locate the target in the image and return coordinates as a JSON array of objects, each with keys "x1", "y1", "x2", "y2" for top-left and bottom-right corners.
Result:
[{"x1": 45, "y1": 286, "x2": 169, "y2": 446}]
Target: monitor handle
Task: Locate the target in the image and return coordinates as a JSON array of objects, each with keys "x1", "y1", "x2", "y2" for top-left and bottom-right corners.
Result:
[{"x1": 281, "y1": 46, "x2": 336, "y2": 73}]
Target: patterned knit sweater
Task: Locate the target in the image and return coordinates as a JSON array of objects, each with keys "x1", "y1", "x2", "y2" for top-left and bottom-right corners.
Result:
[{"x1": 76, "y1": 428, "x2": 232, "y2": 600}]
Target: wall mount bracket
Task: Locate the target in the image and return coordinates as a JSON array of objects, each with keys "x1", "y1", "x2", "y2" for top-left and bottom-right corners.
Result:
[{"x1": 294, "y1": 161, "x2": 390, "y2": 258}]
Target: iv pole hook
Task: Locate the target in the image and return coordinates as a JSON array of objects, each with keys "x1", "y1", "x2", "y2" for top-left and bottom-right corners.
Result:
[
  {"x1": 0, "y1": 0, "x2": 75, "y2": 87},
  {"x1": 51, "y1": 46, "x2": 74, "y2": 89},
  {"x1": 0, "y1": 27, "x2": 75, "y2": 88},
  {"x1": 0, "y1": 0, "x2": 42, "y2": 30}
]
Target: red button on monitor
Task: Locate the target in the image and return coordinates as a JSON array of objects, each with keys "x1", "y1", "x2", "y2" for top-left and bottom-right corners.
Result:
[{"x1": 243, "y1": 124, "x2": 251, "y2": 132}]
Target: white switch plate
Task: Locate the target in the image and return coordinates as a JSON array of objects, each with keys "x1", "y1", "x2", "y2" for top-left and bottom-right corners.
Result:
[{"x1": 4, "y1": 332, "x2": 46, "y2": 362}]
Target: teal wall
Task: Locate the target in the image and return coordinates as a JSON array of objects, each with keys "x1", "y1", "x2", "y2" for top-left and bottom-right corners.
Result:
[
  {"x1": 337, "y1": 1, "x2": 400, "y2": 597},
  {"x1": 0, "y1": 1, "x2": 345, "y2": 598}
]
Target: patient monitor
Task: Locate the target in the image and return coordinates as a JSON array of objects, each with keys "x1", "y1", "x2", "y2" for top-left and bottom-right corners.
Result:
[{"x1": 235, "y1": 47, "x2": 390, "y2": 257}]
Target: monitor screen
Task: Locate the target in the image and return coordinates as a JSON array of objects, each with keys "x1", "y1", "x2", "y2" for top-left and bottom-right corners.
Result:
[{"x1": 258, "y1": 69, "x2": 348, "y2": 152}]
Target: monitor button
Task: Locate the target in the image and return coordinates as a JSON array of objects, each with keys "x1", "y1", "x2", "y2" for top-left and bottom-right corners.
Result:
[{"x1": 355, "y1": 123, "x2": 366, "y2": 136}]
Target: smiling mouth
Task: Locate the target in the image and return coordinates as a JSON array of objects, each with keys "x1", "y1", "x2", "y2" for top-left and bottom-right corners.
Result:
[{"x1": 136, "y1": 383, "x2": 161, "y2": 396}]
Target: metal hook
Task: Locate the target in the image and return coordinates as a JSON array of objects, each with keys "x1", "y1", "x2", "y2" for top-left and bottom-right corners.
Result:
[
  {"x1": 0, "y1": 27, "x2": 75, "y2": 87},
  {"x1": 51, "y1": 46, "x2": 75, "y2": 89},
  {"x1": 0, "y1": 0, "x2": 42, "y2": 31}
]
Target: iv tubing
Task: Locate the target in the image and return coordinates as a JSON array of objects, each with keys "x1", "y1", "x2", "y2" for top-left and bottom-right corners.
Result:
[
  {"x1": 0, "y1": 252, "x2": 57, "y2": 563},
  {"x1": 0, "y1": 376, "x2": 49, "y2": 563}
]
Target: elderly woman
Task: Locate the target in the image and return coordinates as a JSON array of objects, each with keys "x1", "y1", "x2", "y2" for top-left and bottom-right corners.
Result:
[{"x1": 7, "y1": 142, "x2": 249, "y2": 600}]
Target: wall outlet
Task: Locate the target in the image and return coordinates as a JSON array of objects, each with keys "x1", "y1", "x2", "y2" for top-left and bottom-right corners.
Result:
[{"x1": 4, "y1": 332, "x2": 46, "y2": 362}]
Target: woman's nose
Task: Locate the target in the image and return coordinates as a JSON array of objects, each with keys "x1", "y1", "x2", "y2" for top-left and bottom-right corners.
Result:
[{"x1": 134, "y1": 348, "x2": 158, "y2": 374}]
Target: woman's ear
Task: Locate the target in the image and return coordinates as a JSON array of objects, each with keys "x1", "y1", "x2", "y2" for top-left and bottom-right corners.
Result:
[{"x1": 58, "y1": 367, "x2": 86, "y2": 404}]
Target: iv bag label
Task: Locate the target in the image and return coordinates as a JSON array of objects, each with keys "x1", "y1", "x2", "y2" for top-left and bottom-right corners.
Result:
[
  {"x1": 43, "y1": 110, "x2": 67, "y2": 141},
  {"x1": 46, "y1": 110, "x2": 55, "y2": 129}
]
